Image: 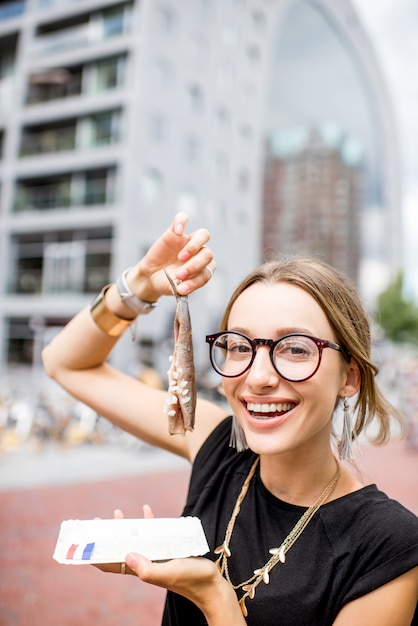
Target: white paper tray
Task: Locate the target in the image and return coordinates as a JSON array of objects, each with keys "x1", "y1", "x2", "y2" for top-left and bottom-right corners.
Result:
[{"x1": 53, "y1": 517, "x2": 209, "y2": 564}]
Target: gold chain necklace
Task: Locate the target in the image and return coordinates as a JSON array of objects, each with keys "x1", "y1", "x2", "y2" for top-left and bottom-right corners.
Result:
[{"x1": 214, "y1": 457, "x2": 341, "y2": 617}]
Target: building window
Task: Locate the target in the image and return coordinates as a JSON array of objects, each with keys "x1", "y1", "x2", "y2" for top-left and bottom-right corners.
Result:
[
  {"x1": 185, "y1": 135, "x2": 199, "y2": 162},
  {"x1": 176, "y1": 189, "x2": 198, "y2": 216},
  {"x1": 247, "y1": 44, "x2": 261, "y2": 65},
  {"x1": 34, "y1": 2, "x2": 131, "y2": 56},
  {"x1": 237, "y1": 168, "x2": 250, "y2": 192},
  {"x1": 153, "y1": 58, "x2": 172, "y2": 86},
  {"x1": 188, "y1": 84, "x2": 203, "y2": 112},
  {"x1": 102, "y1": 4, "x2": 129, "y2": 38},
  {"x1": 84, "y1": 169, "x2": 115, "y2": 205},
  {"x1": 238, "y1": 123, "x2": 253, "y2": 143},
  {"x1": 11, "y1": 229, "x2": 112, "y2": 295},
  {"x1": 252, "y1": 9, "x2": 266, "y2": 33},
  {"x1": 157, "y1": 5, "x2": 176, "y2": 34},
  {"x1": 7, "y1": 318, "x2": 35, "y2": 365},
  {"x1": 26, "y1": 67, "x2": 82, "y2": 104},
  {"x1": 214, "y1": 152, "x2": 229, "y2": 181},
  {"x1": 93, "y1": 55, "x2": 126, "y2": 92},
  {"x1": 85, "y1": 110, "x2": 121, "y2": 148},
  {"x1": 92, "y1": 111, "x2": 117, "y2": 145},
  {"x1": 14, "y1": 168, "x2": 115, "y2": 212},
  {"x1": 149, "y1": 114, "x2": 165, "y2": 141},
  {"x1": 141, "y1": 168, "x2": 163, "y2": 204},
  {"x1": 216, "y1": 106, "x2": 231, "y2": 131},
  {"x1": 0, "y1": 34, "x2": 17, "y2": 80},
  {"x1": 20, "y1": 120, "x2": 76, "y2": 156},
  {"x1": 217, "y1": 64, "x2": 235, "y2": 90},
  {"x1": 14, "y1": 175, "x2": 72, "y2": 211}
]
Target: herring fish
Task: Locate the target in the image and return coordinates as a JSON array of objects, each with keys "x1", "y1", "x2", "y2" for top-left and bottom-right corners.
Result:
[{"x1": 163, "y1": 271, "x2": 196, "y2": 435}]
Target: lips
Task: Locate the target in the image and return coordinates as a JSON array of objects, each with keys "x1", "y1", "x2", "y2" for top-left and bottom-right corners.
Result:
[{"x1": 246, "y1": 401, "x2": 295, "y2": 418}]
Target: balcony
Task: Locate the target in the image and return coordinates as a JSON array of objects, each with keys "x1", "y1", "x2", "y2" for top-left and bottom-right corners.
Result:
[
  {"x1": 26, "y1": 68, "x2": 82, "y2": 105},
  {"x1": 13, "y1": 262, "x2": 110, "y2": 294},
  {"x1": 19, "y1": 110, "x2": 121, "y2": 157},
  {"x1": 32, "y1": 3, "x2": 131, "y2": 58},
  {"x1": 26, "y1": 55, "x2": 126, "y2": 105},
  {"x1": 10, "y1": 230, "x2": 112, "y2": 295},
  {"x1": 13, "y1": 168, "x2": 115, "y2": 212}
]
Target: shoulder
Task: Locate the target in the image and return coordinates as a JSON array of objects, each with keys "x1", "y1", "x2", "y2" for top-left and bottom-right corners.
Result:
[
  {"x1": 322, "y1": 484, "x2": 418, "y2": 544},
  {"x1": 320, "y1": 485, "x2": 418, "y2": 607}
]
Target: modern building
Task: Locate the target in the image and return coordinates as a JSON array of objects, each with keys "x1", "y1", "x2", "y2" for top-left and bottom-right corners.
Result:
[
  {"x1": 262, "y1": 125, "x2": 363, "y2": 282},
  {"x1": 0, "y1": 0, "x2": 401, "y2": 378}
]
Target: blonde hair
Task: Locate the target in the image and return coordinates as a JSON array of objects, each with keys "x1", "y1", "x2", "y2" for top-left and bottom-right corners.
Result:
[{"x1": 220, "y1": 256, "x2": 405, "y2": 444}]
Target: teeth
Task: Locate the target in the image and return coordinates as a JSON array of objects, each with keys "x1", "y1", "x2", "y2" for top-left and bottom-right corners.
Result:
[{"x1": 247, "y1": 402, "x2": 294, "y2": 413}]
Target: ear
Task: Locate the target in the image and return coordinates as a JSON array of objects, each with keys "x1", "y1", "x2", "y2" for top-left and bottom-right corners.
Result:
[{"x1": 340, "y1": 360, "x2": 361, "y2": 398}]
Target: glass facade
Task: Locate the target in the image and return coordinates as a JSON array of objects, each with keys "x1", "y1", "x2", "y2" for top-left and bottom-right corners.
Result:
[{"x1": 263, "y1": 1, "x2": 384, "y2": 283}]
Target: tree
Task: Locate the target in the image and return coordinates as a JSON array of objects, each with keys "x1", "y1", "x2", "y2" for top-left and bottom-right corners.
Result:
[{"x1": 375, "y1": 272, "x2": 418, "y2": 343}]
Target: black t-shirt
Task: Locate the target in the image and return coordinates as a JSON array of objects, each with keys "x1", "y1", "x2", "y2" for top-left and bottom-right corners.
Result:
[{"x1": 162, "y1": 417, "x2": 418, "y2": 625}]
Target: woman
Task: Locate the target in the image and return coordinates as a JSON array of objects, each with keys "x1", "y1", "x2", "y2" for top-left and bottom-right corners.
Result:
[{"x1": 42, "y1": 212, "x2": 418, "y2": 625}]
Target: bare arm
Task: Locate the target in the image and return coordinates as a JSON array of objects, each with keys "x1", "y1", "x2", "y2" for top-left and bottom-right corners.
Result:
[
  {"x1": 42, "y1": 213, "x2": 228, "y2": 461},
  {"x1": 333, "y1": 567, "x2": 418, "y2": 626}
]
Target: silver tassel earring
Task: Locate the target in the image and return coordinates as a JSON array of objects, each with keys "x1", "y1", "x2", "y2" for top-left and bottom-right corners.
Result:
[
  {"x1": 229, "y1": 415, "x2": 249, "y2": 452},
  {"x1": 338, "y1": 396, "x2": 354, "y2": 461}
]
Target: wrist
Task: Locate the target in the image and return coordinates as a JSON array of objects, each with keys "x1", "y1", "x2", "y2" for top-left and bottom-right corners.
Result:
[
  {"x1": 127, "y1": 262, "x2": 162, "y2": 303},
  {"x1": 116, "y1": 268, "x2": 157, "y2": 316},
  {"x1": 201, "y1": 577, "x2": 245, "y2": 625},
  {"x1": 90, "y1": 285, "x2": 134, "y2": 337}
]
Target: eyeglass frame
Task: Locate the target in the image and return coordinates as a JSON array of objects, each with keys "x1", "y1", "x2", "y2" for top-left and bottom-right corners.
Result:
[{"x1": 205, "y1": 331, "x2": 351, "y2": 382}]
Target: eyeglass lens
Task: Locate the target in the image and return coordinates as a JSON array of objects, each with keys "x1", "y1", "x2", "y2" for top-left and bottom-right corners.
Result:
[{"x1": 210, "y1": 332, "x2": 322, "y2": 381}]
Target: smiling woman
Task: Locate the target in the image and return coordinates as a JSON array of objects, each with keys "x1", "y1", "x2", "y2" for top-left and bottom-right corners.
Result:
[{"x1": 42, "y1": 213, "x2": 418, "y2": 626}]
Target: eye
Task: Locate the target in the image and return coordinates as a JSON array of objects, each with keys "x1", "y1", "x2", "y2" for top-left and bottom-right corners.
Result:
[
  {"x1": 228, "y1": 341, "x2": 252, "y2": 356},
  {"x1": 276, "y1": 337, "x2": 316, "y2": 359},
  {"x1": 220, "y1": 334, "x2": 252, "y2": 359}
]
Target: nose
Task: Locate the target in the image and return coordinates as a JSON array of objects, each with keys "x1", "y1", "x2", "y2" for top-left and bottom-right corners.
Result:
[{"x1": 245, "y1": 345, "x2": 280, "y2": 388}]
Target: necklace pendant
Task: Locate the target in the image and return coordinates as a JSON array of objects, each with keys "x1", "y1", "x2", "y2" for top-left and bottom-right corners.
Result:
[
  {"x1": 214, "y1": 542, "x2": 231, "y2": 558},
  {"x1": 254, "y1": 567, "x2": 270, "y2": 584},
  {"x1": 268, "y1": 545, "x2": 286, "y2": 563},
  {"x1": 242, "y1": 584, "x2": 256, "y2": 599},
  {"x1": 239, "y1": 597, "x2": 249, "y2": 617}
]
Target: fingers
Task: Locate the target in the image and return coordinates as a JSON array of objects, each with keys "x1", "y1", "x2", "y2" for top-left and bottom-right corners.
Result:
[
  {"x1": 132, "y1": 212, "x2": 215, "y2": 299},
  {"x1": 114, "y1": 508, "x2": 124, "y2": 519},
  {"x1": 172, "y1": 211, "x2": 188, "y2": 236},
  {"x1": 124, "y1": 554, "x2": 216, "y2": 590},
  {"x1": 123, "y1": 553, "x2": 229, "y2": 617},
  {"x1": 125, "y1": 553, "x2": 154, "y2": 582},
  {"x1": 143, "y1": 504, "x2": 155, "y2": 519},
  {"x1": 172, "y1": 220, "x2": 215, "y2": 295}
]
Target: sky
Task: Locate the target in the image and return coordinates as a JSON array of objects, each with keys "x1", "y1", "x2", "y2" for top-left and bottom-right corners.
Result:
[{"x1": 351, "y1": 0, "x2": 418, "y2": 301}]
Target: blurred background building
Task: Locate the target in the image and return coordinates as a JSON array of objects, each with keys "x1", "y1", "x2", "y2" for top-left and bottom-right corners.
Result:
[{"x1": 0, "y1": 0, "x2": 402, "y2": 378}]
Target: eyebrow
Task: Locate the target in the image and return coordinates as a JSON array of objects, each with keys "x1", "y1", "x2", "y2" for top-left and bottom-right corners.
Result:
[{"x1": 227, "y1": 326, "x2": 315, "y2": 337}]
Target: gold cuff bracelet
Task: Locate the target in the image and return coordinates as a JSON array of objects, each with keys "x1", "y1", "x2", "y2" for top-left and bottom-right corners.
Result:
[{"x1": 90, "y1": 285, "x2": 134, "y2": 337}]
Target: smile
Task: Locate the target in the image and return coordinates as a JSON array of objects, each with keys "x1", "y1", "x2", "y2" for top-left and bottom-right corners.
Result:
[{"x1": 246, "y1": 402, "x2": 295, "y2": 417}]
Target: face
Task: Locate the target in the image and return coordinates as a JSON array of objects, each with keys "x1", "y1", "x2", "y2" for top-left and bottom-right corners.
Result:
[{"x1": 221, "y1": 281, "x2": 358, "y2": 458}]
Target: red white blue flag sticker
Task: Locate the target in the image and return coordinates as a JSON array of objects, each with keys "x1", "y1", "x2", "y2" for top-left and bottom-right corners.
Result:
[{"x1": 66, "y1": 542, "x2": 95, "y2": 561}]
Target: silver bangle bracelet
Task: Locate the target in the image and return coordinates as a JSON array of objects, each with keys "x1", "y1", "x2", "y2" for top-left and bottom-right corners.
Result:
[{"x1": 116, "y1": 268, "x2": 157, "y2": 315}]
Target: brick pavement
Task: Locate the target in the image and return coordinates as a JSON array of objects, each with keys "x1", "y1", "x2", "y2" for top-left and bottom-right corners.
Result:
[{"x1": 1, "y1": 439, "x2": 417, "y2": 626}]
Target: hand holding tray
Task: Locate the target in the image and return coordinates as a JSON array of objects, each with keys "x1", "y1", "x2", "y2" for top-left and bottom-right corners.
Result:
[{"x1": 53, "y1": 517, "x2": 209, "y2": 564}]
